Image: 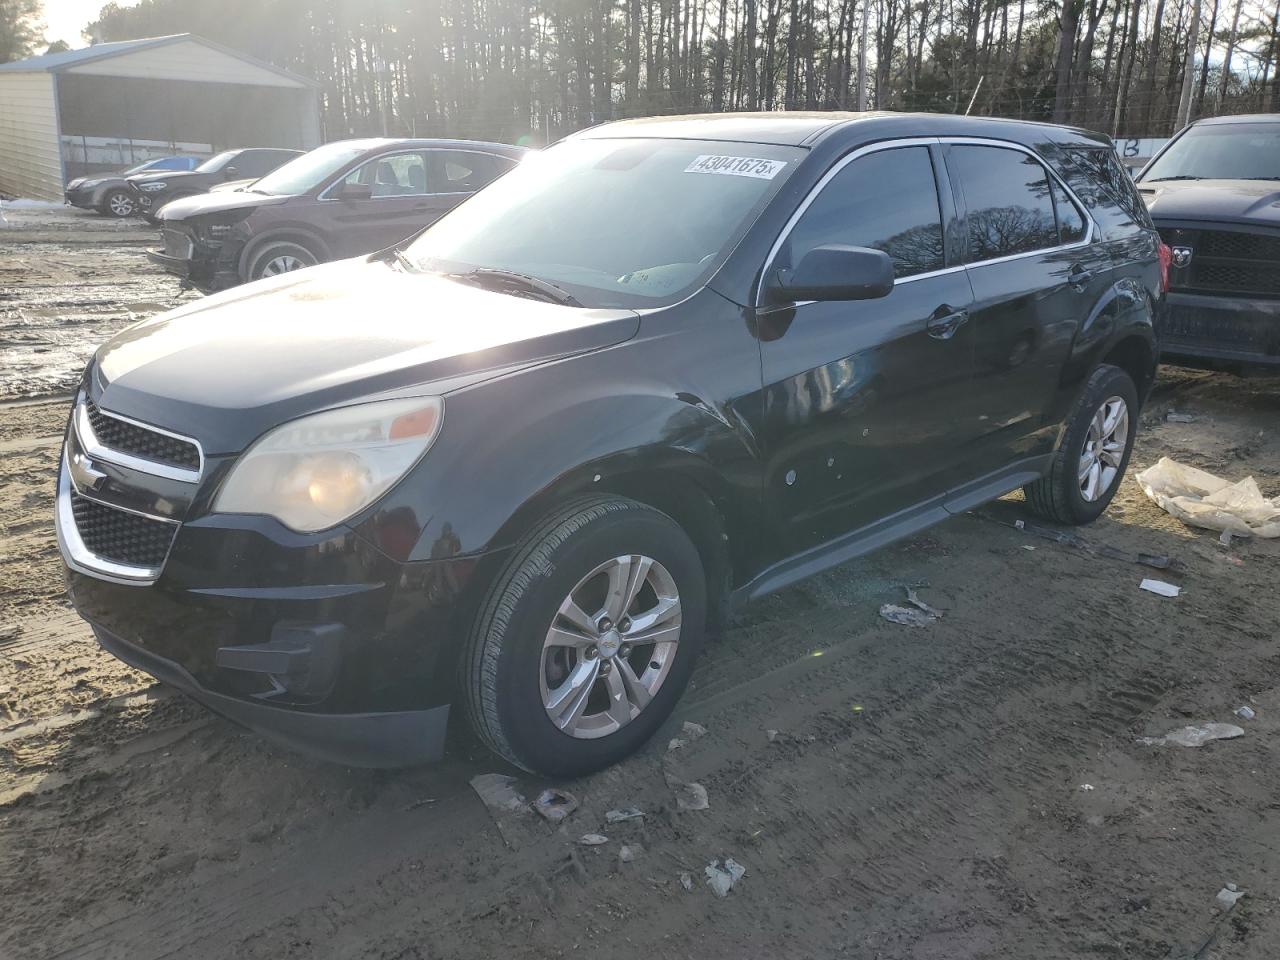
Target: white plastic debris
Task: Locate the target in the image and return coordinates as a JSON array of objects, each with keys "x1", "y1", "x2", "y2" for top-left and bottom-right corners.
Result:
[
  {"x1": 1136, "y1": 457, "x2": 1280, "y2": 539},
  {"x1": 704, "y1": 858, "x2": 747, "y2": 897},
  {"x1": 1217, "y1": 886, "x2": 1246, "y2": 910},
  {"x1": 1236, "y1": 705, "x2": 1256, "y2": 721},
  {"x1": 1139, "y1": 578, "x2": 1182, "y2": 598},
  {"x1": 469, "y1": 774, "x2": 529, "y2": 814},
  {"x1": 1080, "y1": 784, "x2": 1095, "y2": 791},
  {"x1": 1137, "y1": 722, "x2": 1245, "y2": 748},
  {"x1": 577, "y1": 834, "x2": 609, "y2": 846},
  {"x1": 679, "y1": 872, "x2": 694, "y2": 891},
  {"x1": 667, "y1": 737, "x2": 688, "y2": 752},
  {"x1": 879, "y1": 604, "x2": 936, "y2": 627},
  {"x1": 673, "y1": 780, "x2": 710, "y2": 811},
  {"x1": 682, "y1": 721, "x2": 707, "y2": 740},
  {"x1": 532, "y1": 788, "x2": 579, "y2": 823},
  {"x1": 604, "y1": 807, "x2": 645, "y2": 823},
  {"x1": 618, "y1": 844, "x2": 643, "y2": 863},
  {"x1": 1165, "y1": 412, "x2": 1197, "y2": 423}
]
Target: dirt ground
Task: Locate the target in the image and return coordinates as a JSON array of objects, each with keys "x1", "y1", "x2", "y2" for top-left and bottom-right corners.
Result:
[{"x1": 2, "y1": 206, "x2": 1278, "y2": 960}]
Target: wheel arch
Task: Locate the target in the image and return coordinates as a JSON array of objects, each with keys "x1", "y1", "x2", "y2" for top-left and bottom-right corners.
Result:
[{"x1": 238, "y1": 229, "x2": 331, "y2": 280}]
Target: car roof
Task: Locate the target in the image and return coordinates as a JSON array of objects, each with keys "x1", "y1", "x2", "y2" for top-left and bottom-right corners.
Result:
[
  {"x1": 322, "y1": 137, "x2": 529, "y2": 156},
  {"x1": 1192, "y1": 113, "x2": 1280, "y2": 126},
  {"x1": 569, "y1": 111, "x2": 1114, "y2": 149}
]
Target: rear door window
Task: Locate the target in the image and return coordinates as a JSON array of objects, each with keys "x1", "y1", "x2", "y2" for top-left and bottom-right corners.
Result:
[
  {"x1": 1051, "y1": 179, "x2": 1087, "y2": 244},
  {"x1": 430, "y1": 151, "x2": 512, "y2": 194},
  {"x1": 949, "y1": 145, "x2": 1059, "y2": 262},
  {"x1": 781, "y1": 145, "x2": 945, "y2": 279},
  {"x1": 342, "y1": 152, "x2": 430, "y2": 197}
]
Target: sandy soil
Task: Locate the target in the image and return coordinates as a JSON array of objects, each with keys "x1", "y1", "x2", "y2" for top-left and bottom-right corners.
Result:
[{"x1": 1, "y1": 208, "x2": 1278, "y2": 960}]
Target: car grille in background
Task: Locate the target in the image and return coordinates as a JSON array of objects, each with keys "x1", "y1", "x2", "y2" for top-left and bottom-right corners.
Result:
[
  {"x1": 1159, "y1": 227, "x2": 1280, "y2": 297},
  {"x1": 162, "y1": 227, "x2": 194, "y2": 259},
  {"x1": 85, "y1": 399, "x2": 201, "y2": 471},
  {"x1": 70, "y1": 491, "x2": 177, "y2": 569}
]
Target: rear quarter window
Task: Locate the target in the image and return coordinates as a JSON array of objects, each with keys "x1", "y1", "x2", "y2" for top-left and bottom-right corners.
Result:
[{"x1": 1048, "y1": 145, "x2": 1154, "y2": 239}]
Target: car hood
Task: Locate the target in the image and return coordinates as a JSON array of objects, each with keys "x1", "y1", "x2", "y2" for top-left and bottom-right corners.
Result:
[
  {"x1": 93, "y1": 258, "x2": 640, "y2": 455},
  {"x1": 1138, "y1": 179, "x2": 1280, "y2": 226},
  {"x1": 159, "y1": 190, "x2": 285, "y2": 222},
  {"x1": 129, "y1": 169, "x2": 206, "y2": 186},
  {"x1": 69, "y1": 175, "x2": 125, "y2": 190}
]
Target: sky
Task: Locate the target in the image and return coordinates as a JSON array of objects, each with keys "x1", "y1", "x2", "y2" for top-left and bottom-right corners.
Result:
[{"x1": 42, "y1": 0, "x2": 140, "y2": 46}]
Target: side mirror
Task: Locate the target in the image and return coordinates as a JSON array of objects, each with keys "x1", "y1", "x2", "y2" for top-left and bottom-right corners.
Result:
[
  {"x1": 223, "y1": 165, "x2": 239, "y2": 179},
  {"x1": 337, "y1": 181, "x2": 374, "y2": 201},
  {"x1": 765, "y1": 244, "x2": 895, "y2": 304}
]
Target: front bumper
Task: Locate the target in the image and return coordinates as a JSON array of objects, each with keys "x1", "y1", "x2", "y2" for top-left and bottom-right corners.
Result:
[
  {"x1": 147, "y1": 233, "x2": 240, "y2": 292},
  {"x1": 55, "y1": 396, "x2": 503, "y2": 766},
  {"x1": 65, "y1": 187, "x2": 99, "y2": 210},
  {"x1": 1161, "y1": 290, "x2": 1280, "y2": 369}
]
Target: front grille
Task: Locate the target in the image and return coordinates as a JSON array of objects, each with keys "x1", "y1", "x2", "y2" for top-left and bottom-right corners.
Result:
[
  {"x1": 70, "y1": 492, "x2": 177, "y2": 569},
  {"x1": 85, "y1": 399, "x2": 201, "y2": 471},
  {"x1": 1159, "y1": 226, "x2": 1280, "y2": 297},
  {"x1": 163, "y1": 227, "x2": 193, "y2": 259}
]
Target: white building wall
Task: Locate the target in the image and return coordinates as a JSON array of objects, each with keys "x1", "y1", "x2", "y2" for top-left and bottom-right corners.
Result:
[{"x1": 0, "y1": 72, "x2": 63, "y2": 200}]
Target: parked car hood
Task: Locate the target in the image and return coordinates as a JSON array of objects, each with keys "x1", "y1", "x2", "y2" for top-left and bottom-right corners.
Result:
[
  {"x1": 67, "y1": 175, "x2": 127, "y2": 190},
  {"x1": 128, "y1": 169, "x2": 208, "y2": 186},
  {"x1": 1138, "y1": 179, "x2": 1280, "y2": 226},
  {"x1": 93, "y1": 258, "x2": 640, "y2": 455},
  {"x1": 159, "y1": 190, "x2": 286, "y2": 222}
]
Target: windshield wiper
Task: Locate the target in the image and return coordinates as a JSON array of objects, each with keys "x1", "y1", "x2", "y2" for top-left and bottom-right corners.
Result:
[
  {"x1": 446, "y1": 268, "x2": 582, "y2": 307},
  {"x1": 391, "y1": 247, "x2": 419, "y2": 273},
  {"x1": 1145, "y1": 175, "x2": 1204, "y2": 182}
]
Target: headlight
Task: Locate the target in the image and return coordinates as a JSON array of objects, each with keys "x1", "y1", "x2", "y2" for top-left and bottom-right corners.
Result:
[
  {"x1": 139, "y1": 182, "x2": 168, "y2": 192},
  {"x1": 213, "y1": 397, "x2": 444, "y2": 532}
]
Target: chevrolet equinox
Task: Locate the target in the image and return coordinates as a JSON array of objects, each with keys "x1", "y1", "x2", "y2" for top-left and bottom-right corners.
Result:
[{"x1": 56, "y1": 113, "x2": 1167, "y2": 777}]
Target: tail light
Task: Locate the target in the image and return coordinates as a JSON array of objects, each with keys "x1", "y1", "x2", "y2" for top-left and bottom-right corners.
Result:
[{"x1": 1157, "y1": 241, "x2": 1172, "y2": 294}]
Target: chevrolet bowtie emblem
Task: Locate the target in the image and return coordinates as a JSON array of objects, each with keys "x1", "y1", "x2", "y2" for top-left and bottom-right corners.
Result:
[{"x1": 69, "y1": 450, "x2": 108, "y2": 492}]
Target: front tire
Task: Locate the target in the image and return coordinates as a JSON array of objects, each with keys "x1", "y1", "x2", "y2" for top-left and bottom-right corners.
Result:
[
  {"x1": 462, "y1": 496, "x2": 706, "y2": 778},
  {"x1": 1024, "y1": 363, "x2": 1138, "y2": 525},
  {"x1": 100, "y1": 189, "x2": 136, "y2": 218},
  {"x1": 247, "y1": 241, "x2": 318, "y2": 281}
]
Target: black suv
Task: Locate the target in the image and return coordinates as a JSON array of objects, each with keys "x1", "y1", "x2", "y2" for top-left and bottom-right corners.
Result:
[
  {"x1": 1137, "y1": 114, "x2": 1280, "y2": 369},
  {"x1": 147, "y1": 138, "x2": 526, "y2": 292},
  {"x1": 129, "y1": 148, "x2": 302, "y2": 220},
  {"x1": 56, "y1": 113, "x2": 1164, "y2": 777}
]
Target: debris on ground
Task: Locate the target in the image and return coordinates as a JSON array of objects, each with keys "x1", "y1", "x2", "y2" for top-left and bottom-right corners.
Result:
[
  {"x1": 604, "y1": 807, "x2": 645, "y2": 823},
  {"x1": 469, "y1": 774, "x2": 530, "y2": 815},
  {"x1": 1136, "y1": 457, "x2": 1280, "y2": 539},
  {"x1": 766, "y1": 728, "x2": 815, "y2": 744},
  {"x1": 994, "y1": 515, "x2": 1185, "y2": 571},
  {"x1": 672, "y1": 780, "x2": 710, "y2": 811},
  {"x1": 1139, "y1": 578, "x2": 1182, "y2": 598},
  {"x1": 1236, "y1": 705, "x2": 1256, "y2": 721},
  {"x1": 682, "y1": 721, "x2": 707, "y2": 740},
  {"x1": 577, "y1": 834, "x2": 609, "y2": 846},
  {"x1": 1166, "y1": 412, "x2": 1197, "y2": 423},
  {"x1": 1080, "y1": 784, "x2": 1095, "y2": 791},
  {"x1": 401, "y1": 797, "x2": 438, "y2": 812},
  {"x1": 679, "y1": 872, "x2": 694, "y2": 891},
  {"x1": 705, "y1": 858, "x2": 747, "y2": 897},
  {"x1": 532, "y1": 788, "x2": 579, "y2": 823},
  {"x1": 667, "y1": 737, "x2": 688, "y2": 752},
  {"x1": 1137, "y1": 723, "x2": 1245, "y2": 748},
  {"x1": 905, "y1": 587, "x2": 943, "y2": 619},
  {"x1": 879, "y1": 604, "x2": 937, "y2": 628},
  {"x1": 618, "y1": 844, "x2": 643, "y2": 863},
  {"x1": 1216, "y1": 885, "x2": 1245, "y2": 911}
]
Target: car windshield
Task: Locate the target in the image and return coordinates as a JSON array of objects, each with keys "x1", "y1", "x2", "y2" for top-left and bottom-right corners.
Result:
[
  {"x1": 121, "y1": 160, "x2": 162, "y2": 176},
  {"x1": 251, "y1": 143, "x2": 372, "y2": 196},
  {"x1": 196, "y1": 150, "x2": 239, "y2": 174},
  {"x1": 406, "y1": 137, "x2": 804, "y2": 308},
  {"x1": 1142, "y1": 123, "x2": 1280, "y2": 181}
]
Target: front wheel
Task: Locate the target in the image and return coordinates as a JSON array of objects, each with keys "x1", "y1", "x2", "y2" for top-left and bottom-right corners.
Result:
[
  {"x1": 101, "y1": 189, "x2": 136, "y2": 218},
  {"x1": 1023, "y1": 363, "x2": 1138, "y2": 525},
  {"x1": 462, "y1": 497, "x2": 706, "y2": 777},
  {"x1": 247, "y1": 241, "x2": 318, "y2": 281}
]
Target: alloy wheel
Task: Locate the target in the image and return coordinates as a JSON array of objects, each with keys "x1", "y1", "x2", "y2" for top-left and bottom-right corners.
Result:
[
  {"x1": 1078, "y1": 395, "x2": 1129, "y2": 502},
  {"x1": 107, "y1": 193, "x2": 135, "y2": 217},
  {"x1": 539, "y1": 554, "x2": 682, "y2": 739},
  {"x1": 261, "y1": 254, "x2": 306, "y2": 276}
]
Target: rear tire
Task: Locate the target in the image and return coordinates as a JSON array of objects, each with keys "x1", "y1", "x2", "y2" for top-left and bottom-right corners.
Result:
[
  {"x1": 247, "y1": 241, "x2": 319, "y2": 281},
  {"x1": 462, "y1": 496, "x2": 706, "y2": 778},
  {"x1": 100, "y1": 189, "x2": 136, "y2": 218},
  {"x1": 1023, "y1": 363, "x2": 1138, "y2": 525}
]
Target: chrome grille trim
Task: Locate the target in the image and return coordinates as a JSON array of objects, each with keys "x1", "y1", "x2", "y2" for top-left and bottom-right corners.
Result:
[{"x1": 74, "y1": 397, "x2": 204, "y2": 483}]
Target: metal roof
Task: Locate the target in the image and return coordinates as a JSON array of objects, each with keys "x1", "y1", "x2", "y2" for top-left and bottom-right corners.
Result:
[{"x1": 0, "y1": 33, "x2": 320, "y2": 88}]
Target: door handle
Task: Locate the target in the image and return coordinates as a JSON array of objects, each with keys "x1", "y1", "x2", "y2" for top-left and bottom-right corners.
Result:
[
  {"x1": 927, "y1": 308, "x2": 969, "y2": 341},
  {"x1": 1067, "y1": 265, "x2": 1094, "y2": 291}
]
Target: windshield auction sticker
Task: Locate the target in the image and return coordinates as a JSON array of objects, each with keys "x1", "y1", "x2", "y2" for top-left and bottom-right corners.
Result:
[{"x1": 684, "y1": 155, "x2": 787, "y2": 179}]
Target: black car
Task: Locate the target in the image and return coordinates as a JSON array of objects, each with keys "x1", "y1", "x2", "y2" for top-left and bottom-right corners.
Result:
[
  {"x1": 55, "y1": 113, "x2": 1164, "y2": 777},
  {"x1": 147, "y1": 138, "x2": 527, "y2": 292},
  {"x1": 129, "y1": 148, "x2": 302, "y2": 220},
  {"x1": 1136, "y1": 114, "x2": 1280, "y2": 370},
  {"x1": 64, "y1": 156, "x2": 200, "y2": 218}
]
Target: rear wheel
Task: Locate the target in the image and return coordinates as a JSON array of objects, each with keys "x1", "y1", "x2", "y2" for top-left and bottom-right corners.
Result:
[
  {"x1": 101, "y1": 189, "x2": 136, "y2": 218},
  {"x1": 463, "y1": 496, "x2": 706, "y2": 777},
  {"x1": 1024, "y1": 363, "x2": 1138, "y2": 525},
  {"x1": 247, "y1": 241, "x2": 318, "y2": 281}
]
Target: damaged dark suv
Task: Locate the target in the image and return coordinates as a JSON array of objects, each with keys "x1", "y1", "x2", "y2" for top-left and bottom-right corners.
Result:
[{"x1": 57, "y1": 113, "x2": 1165, "y2": 777}]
